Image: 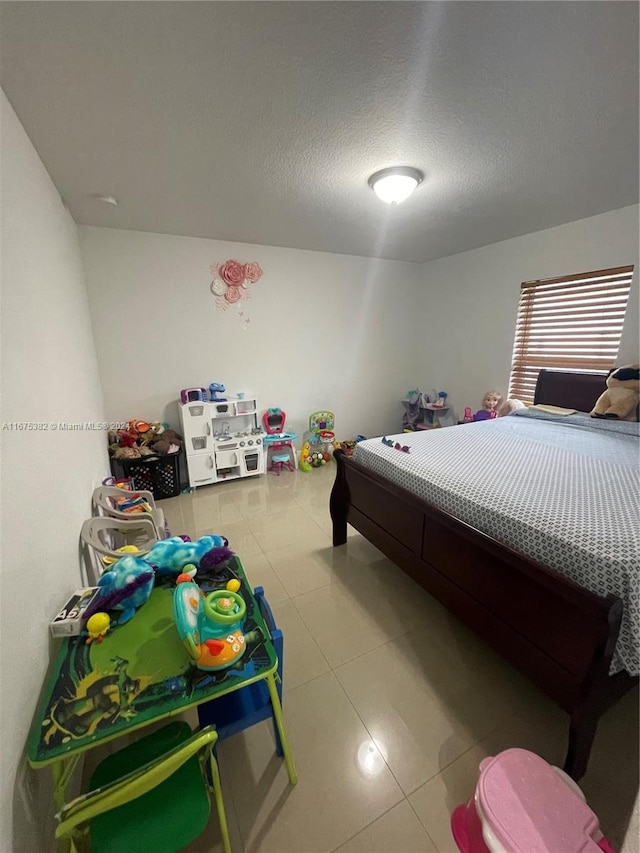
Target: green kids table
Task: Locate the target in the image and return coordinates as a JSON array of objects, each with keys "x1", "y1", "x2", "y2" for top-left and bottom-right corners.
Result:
[{"x1": 28, "y1": 557, "x2": 297, "y2": 848}]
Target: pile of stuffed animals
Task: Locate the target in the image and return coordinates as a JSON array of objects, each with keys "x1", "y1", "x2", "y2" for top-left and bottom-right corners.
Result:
[{"x1": 108, "y1": 420, "x2": 184, "y2": 460}]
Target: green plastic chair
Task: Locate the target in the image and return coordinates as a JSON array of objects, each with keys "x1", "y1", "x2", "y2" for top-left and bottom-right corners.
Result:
[{"x1": 55, "y1": 721, "x2": 231, "y2": 853}]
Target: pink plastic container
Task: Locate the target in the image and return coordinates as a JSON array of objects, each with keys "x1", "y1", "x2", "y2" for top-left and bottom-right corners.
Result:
[{"x1": 451, "y1": 748, "x2": 616, "y2": 853}]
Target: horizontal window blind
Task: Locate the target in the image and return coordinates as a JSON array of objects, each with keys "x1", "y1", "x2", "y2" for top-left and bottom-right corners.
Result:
[{"x1": 508, "y1": 265, "x2": 634, "y2": 404}]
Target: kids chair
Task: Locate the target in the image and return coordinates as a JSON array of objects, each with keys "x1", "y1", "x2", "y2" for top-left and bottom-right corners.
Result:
[
  {"x1": 262, "y1": 408, "x2": 297, "y2": 473},
  {"x1": 197, "y1": 586, "x2": 285, "y2": 758},
  {"x1": 92, "y1": 485, "x2": 168, "y2": 539},
  {"x1": 54, "y1": 721, "x2": 231, "y2": 853},
  {"x1": 269, "y1": 451, "x2": 295, "y2": 476},
  {"x1": 80, "y1": 516, "x2": 160, "y2": 585}
]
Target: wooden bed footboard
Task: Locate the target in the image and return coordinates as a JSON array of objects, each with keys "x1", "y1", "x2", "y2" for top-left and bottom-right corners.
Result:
[{"x1": 330, "y1": 447, "x2": 636, "y2": 780}]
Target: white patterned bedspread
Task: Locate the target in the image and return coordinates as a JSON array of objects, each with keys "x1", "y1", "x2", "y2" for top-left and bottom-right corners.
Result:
[{"x1": 353, "y1": 411, "x2": 640, "y2": 675}]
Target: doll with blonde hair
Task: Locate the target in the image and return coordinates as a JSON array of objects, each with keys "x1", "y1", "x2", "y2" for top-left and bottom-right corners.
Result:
[
  {"x1": 482, "y1": 390, "x2": 503, "y2": 414},
  {"x1": 481, "y1": 389, "x2": 525, "y2": 417}
]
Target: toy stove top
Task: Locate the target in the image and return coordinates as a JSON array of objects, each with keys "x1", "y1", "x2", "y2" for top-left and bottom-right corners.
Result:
[{"x1": 213, "y1": 428, "x2": 265, "y2": 449}]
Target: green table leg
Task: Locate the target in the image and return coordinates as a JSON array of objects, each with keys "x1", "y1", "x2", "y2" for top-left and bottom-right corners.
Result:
[
  {"x1": 266, "y1": 673, "x2": 297, "y2": 785},
  {"x1": 51, "y1": 756, "x2": 80, "y2": 853}
]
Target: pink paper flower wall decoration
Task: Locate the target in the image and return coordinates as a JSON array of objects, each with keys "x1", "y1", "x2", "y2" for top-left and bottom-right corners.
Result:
[
  {"x1": 210, "y1": 259, "x2": 264, "y2": 329},
  {"x1": 244, "y1": 262, "x2": 263, "y2": 283}
]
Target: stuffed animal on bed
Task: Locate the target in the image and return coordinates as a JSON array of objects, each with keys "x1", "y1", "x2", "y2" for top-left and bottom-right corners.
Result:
[{"x1": 591, "y1": 364, "x2": 640, "y2": 421}]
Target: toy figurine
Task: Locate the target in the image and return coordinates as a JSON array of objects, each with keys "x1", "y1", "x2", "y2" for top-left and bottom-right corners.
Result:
[
  {"x1": 85, "y1": 612, "x2": 111, "y2": 645},
  {"x1": 209, "y1": 382, "x2": 227, "y2": 402}
]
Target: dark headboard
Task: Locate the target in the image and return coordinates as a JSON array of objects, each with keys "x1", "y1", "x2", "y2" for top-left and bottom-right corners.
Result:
[{"x1": 534, "y1": 370, "x2": 607, "y2": 412}]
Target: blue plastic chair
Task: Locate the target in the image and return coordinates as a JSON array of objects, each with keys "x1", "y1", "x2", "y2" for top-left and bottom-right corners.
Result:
[{"x1": 197, "y1": 587, "x2": 284, "y2": 756}]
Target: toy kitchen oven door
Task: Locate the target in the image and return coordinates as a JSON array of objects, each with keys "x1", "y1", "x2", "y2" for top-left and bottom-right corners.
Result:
[{"x1": 215, "y1": 440, "x2": 264, "y2": 479}]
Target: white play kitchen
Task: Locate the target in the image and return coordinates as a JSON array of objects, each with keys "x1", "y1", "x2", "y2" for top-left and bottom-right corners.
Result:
[{"x1": 179, "y1": 389, "x2": 265, "y2": 488}]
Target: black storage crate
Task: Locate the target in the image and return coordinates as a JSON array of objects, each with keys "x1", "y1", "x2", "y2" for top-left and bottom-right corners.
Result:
[{"x1": 110, "y1": 450, "x2": 181, "y2": 499}]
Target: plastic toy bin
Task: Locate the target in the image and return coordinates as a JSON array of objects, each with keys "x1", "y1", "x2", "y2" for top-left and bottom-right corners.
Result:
[{"x1": 110, "y1": 451, "x2": 181, "y2": 500}]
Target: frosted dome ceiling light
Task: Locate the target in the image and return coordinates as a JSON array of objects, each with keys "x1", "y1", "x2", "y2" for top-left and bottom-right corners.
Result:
[{"x1": 368, "y1": 167, "x2": 424, "y2": 205}]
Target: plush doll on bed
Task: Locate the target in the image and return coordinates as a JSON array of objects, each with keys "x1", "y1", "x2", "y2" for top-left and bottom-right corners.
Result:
[
  {"x1": 591, "y1": 364, "x2": 640, "y2": 421},
  {"x1": 474, "y1": 390, "x2": 525, "y2": 421}
]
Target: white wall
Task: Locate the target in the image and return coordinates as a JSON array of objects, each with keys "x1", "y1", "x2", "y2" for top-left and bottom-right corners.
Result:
[
  {"x1": 80, "y1": 227, "x2": 423, "y2": 443},
  {"x1": 0, "y1": 91, "x2": 108, "y2": 852},
  {"x1": 416, "y1": 205, "x2": 640, "y2": 416}
]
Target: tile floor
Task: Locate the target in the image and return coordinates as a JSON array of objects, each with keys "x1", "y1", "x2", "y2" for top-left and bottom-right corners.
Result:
[{"x1": 107, "y1": 465, "x2": 640, "y2": 852}]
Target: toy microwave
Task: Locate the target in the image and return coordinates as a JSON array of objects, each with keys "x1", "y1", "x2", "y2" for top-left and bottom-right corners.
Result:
[{"x1": 180, "y1": 388, "x2": 208, "y2": 404}]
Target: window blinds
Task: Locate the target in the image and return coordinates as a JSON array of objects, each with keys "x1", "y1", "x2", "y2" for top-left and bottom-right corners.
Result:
[{"x1": 508, "y1": 265, "x2": 634, "y2": 404}]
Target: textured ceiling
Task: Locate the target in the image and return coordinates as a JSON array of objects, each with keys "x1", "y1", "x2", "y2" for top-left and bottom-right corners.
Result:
[{"x1": 1, "y1": 1, "x2": 638, "y2": 263}]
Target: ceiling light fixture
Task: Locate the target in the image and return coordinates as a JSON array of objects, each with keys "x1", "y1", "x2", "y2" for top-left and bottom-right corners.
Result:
[
  {"x1": 368, "y1": 167, "x2": 424, "y2": 205},
  {"x1": 91, "y1": 194, "x2": 119, "y2": 207}
]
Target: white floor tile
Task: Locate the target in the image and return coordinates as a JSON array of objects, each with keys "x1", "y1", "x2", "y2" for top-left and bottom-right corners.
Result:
[
  {"x1": 271, "y1": 599, "x2": 331, "y2": 692},
  {"x1": 221, "y1": 672, "x2": 403, "y2": 853},
  {"x1": 236, "y1": 551, "x2": 290, "y2": 603},
  {"x1": 292, "y1": 565, "x2": 414, "y2": 668},
  {"x1": 333, "y1": 800, "x2": 438, "y2": 853}
]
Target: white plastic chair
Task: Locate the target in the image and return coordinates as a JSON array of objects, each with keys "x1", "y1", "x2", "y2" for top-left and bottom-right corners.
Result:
[
  {"x1": 92, "y1": 485, "x2": 167, "y2": 539},
  {"x1": 80, "y1": 516, "x2": 160, "y2": 585}
]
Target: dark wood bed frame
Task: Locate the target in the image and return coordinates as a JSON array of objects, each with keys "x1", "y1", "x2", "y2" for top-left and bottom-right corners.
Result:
[{"x1": 330, "y1": 370, "x2": 638, "y2": 780}]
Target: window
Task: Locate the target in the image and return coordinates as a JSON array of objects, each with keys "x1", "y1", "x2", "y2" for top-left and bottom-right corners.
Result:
[{"x1": 508, "y1": 265, "x2": 634, "y2": 404}]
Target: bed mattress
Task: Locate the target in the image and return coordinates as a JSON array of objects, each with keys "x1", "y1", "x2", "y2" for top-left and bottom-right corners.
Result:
[{"x1": 353, "y1": 411, "x2": 640, "y2": 675}]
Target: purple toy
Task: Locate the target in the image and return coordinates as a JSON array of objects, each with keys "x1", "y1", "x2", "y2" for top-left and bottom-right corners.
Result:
[
  {"x1": 200, "y1": 546, "x2": 236, "y2": 571},
  {"x1": 180, "y1": 388, "x2": 208, "y2": 404},
  {"x1": 473, "y1": 410, "x2": 497, "y2": 422}
]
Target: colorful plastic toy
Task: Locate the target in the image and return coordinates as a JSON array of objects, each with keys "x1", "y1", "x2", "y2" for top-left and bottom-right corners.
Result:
[
  {"x1": 115, "y1": 493, "x2": 153, "y2": 515},
  {"x1": 101, "y1": 544, "x2": 141, "y2": 567},
  {"x1": 309, "y1": 411, "x2": 336, "y2": 444},
  {"x1": 102, "y1": 476, "x2": 135, "y2": 490},
  {"x1": 299, "y1": 440, "x2": 313, "y2": 472},
  {"x1": 173, "y1": 579, "x2": 251, "y2": 671},
  {"x1": 180, "y1": 388, "x2": 208, "y2": 404},
  {"x1": 451, "y1": 748, "x2": 616, "y2": 853},
  {"x1": 262, "y1": 408, "x2": 297, "y2": 474},
  {"x1": 85, "y1": 612, "x2": 111, "y2": 645},
  {"x1": 209, "y1": 383, "x2": 227, "y2": 402},
  {"x1": 300, "y1": 411, "x2": 336, "y2": 471},
  {"x1": 382, "y1": 437, "x2": 410, "y2": 453},
  {"x1": 473, "y1": 409, "x2": 498, "y2": 422}
]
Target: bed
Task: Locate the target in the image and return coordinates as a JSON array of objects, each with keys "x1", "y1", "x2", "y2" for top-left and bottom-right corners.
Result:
[{"x1": 330, "y1": 370, "x2": 639, "y2": 779}]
